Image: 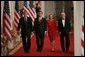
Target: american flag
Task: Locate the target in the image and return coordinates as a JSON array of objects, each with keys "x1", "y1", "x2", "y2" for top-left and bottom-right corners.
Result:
[
  {"x1": 24, "y1": 1, "x2": 36, "y2": 22},
  {"x1": 14, "y1": 1, "x2": 20, "y2": 31},
  {"x1": 3, "y1": 1, "x2": 11, "y2": 39},
  {"x1": 81, "y1": 15, "x2": 84, "y2": 56}
]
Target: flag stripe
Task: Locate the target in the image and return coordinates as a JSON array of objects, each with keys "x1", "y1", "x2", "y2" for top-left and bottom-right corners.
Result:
[
  {"x1": 24, "y1": 6, "x2": 34, "y2": 21},
  {"x1": 14, "y1": 20, "x2": 18, "y2": 28},
  {"x1": 14, "y1": 1, "x2": 20, "y2": 31},
  {"x1": 14, "y1": 16, "x2": 19, "y2": 24},
  {"x1": 81, "y1": 46, "x2": 84, "y2": 56},
  {"x1": 4, "y1": 25, "x2": 10, "y2": 34},
  {"x1": 81, "y1": 32, "x2": 84, "y2": 41},
  {"x1": 81, "y1": 15, "x2": 84, "y2": 56},
  {"x1": 32, "y1": 8, "x2": 35, "y2": 15},
  {"x1": 4, "y1": 13, "x2": 11, "y2": 26},
  {"x1": 15, "y1": 11, "x2": 20, "y2": 19},
  {"x1": 81, "y1": 39, "x2": 84, "y2": 48},
  {"x1": 4, "y1": 27, "x2": 11, "y2": 39},
  {"x1": 28, "y1": 7, "x2": 35, "y2": 18},
  {"x1": 24, "y1": 1, "x2": 36, "y2": 22},
  {"x1": 82, "y1": 25, "x2": 84, "y2": 32},
  {"x1": 4, "y1": 20, "x2": 10, "y2": 30},
  {"x1": 28, "y1": 8, "x2": 35, "y2": 21},
  {"x1": 24, "y1": 7, "x2": 34, "y2": 20}
]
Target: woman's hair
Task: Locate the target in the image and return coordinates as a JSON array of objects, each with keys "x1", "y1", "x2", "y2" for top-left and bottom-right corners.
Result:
[{"x1": 49, "y1": 14, "x2": 53, "y2": 19}]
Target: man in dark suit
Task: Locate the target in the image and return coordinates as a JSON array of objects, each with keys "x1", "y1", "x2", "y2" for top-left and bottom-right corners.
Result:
[
  {"x1": 34, "y1": 11, "x2": 47, "y2": 52},
  {"x1": 58, "y1": 12, "x2": 71, "y2": 52},
  {"x1": 18, "y1": 9, "x2": 32, "y2": 53}
]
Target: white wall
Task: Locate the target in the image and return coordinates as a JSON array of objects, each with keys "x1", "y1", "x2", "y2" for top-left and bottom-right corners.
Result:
[
  {"x1": 41, "y1": 1, "x2": 45, "y2": 17},
  {"x1": 73, "y1": 1, "x2": 84, "y2": 56},
  {"x1": 45, "y1": 1, "x2": 56, "y2": 17}
]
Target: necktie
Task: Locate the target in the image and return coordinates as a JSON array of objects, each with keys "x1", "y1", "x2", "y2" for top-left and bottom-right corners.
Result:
[{"x1": 24, "y1": 17, "x2": 27, "y2": 30}]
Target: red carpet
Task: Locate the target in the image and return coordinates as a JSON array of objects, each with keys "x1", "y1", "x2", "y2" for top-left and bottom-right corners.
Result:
[{"x1": 10, "y1": 31, "x2": 74, "y2": 56}]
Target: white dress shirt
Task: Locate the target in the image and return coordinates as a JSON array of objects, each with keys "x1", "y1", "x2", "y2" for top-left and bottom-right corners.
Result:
[
  {"x1": 24, "y1": 16, "x2": 27, "y2": 21},
  {"x1": 62, "y1": 19, "x2": 65, "y2": 27}
]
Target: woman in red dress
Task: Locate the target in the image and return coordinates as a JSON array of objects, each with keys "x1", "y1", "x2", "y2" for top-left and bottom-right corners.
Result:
[{"x1": 47, "y1": 14, "x2": 57, "y2": 51}]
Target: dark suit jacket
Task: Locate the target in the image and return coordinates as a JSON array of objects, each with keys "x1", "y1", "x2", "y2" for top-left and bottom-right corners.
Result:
[
  {"x1": 18, "y1": 17, "x2": 32, "y2": 35},
  {"x1": 58, "y1": 17, "x2": 71, "y2": 34},
  {"x1": 34, "y1": 17, "x2": 47, "y2": 36}
]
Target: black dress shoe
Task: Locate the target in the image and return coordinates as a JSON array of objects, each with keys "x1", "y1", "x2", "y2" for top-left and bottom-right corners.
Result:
[
  {"x1": 39, "y1": 49, "x2": 42, "y2": 52},
  {"x1": 24, "y1": 50, "x2": 30, "y2": 53},
  {"x1": 62, "y1": 49, "x2": 65, "y2": 52},
  {"x1": 24, "y1": 50, "x2": 28, "y2": 53},
  {"x1": 66, "y1": 49, "x2": 69, "y2": 53},
  {"x1": 37, "y1": 48, "x2": 40, "y2": 51},
  {"x1": 37, "y1": 49, "x2": 42, "y2": 52}
]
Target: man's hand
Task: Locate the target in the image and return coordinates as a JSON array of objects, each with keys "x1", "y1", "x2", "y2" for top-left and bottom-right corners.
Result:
[
  {"x1": 69, "y1": 32, "x2": 72, "y2": 34},
  {"x1": 45, "y1": 31, "x2": 47, "y2": 35},
  {"x1": 58, "y1": 32, "x2": 61, "y2": 34}
]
